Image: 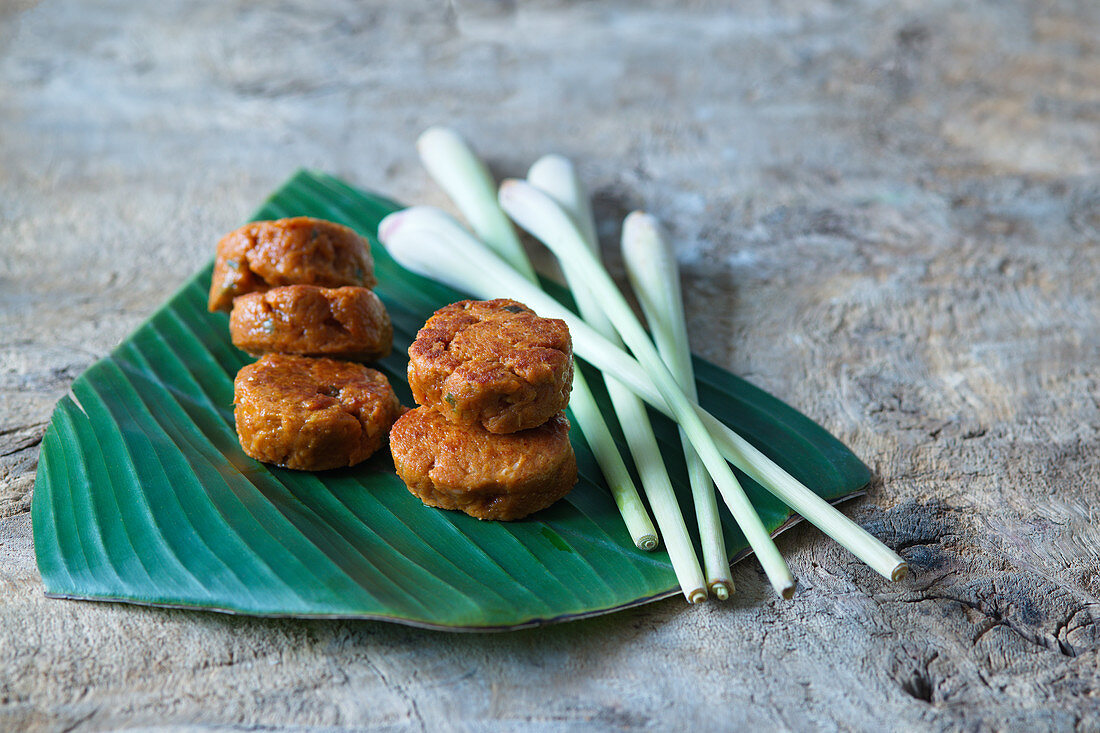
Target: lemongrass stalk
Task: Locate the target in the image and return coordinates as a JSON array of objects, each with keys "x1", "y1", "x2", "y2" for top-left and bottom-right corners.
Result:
[
  {"x1": 528, "y1": 158, "x2": 708, "y2": 603},
  {"x1": 526, "y1": 156, "x2": 608, "y2": 336},
  {"x1": 378, "y1": 208, "x2": 908, "y2": 582},
  {"x1": 526, "y1": 155, "x2": 599, "y2": 253},
  {"x1": 600, "y1": 381, "x2": 706, "y2": 602},
  {"x1": 498, "y1": 181, "x2": 797, "y2": 599},
  {"x1": 570, "y1": 368, "x2": 659, "y2": 551},
  {"x1": 531, "y1": 159, "x2": 732, "y2": 599},
  {"x1": 417, "y1": 127, "x2": 538, "y2": 282},
  {"x1": 417, "y1": 137, "x2": 657, "y2": 552},
  {"x1": 620, "y1": 211, "x2": 733, "y2": 600}
]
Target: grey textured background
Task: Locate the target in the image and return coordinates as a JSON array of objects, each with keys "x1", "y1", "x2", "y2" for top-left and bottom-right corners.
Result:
[{"x1": 3, "y1": 0, "x2": 1100, "y2": 730}]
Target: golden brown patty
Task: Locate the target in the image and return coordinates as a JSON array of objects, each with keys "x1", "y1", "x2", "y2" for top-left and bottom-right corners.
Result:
[
  {"x1": 233, "y1": 354, "x2": 403, "y2": 471},
  {"x1": 209, "y1": 217, "x2": 376, "y2": 312},
  {"x1": 407, "y1": 299, "x2": 573, "y2": 434},
  {"x1": 229, "y1": 285, "x2": 393, "y2": 362},
  {"x1": 390, "y1": 406, "x2": 577, "y2": 520}
]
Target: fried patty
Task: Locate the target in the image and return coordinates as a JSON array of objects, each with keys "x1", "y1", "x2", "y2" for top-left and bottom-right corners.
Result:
[
  {"x1": 234, "y1": 354, "x2": 403, "y2": 471},
  {"x1": 407, "y1": 299, "x2": 573, "y2": 434},
  {"x1": 229, "y1": 285, "x2": 393, "y2": 362},
  {"x1": 390, "y1": 406, "x2": 577, "y2": 520},
  {"x1": 209, "y1": 217, "x2": 376, "y2": 312}
]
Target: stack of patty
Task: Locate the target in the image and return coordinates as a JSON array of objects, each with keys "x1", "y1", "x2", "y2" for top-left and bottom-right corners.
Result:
[
  {"x1": 208, "y1": 217, "x2": 403, "y2": 471},
  {"x1": 390, "y1": 299, "x2": 579, "y2": 521}
]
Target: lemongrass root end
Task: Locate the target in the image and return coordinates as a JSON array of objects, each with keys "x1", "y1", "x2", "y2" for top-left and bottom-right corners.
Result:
[
  {"x1": 779, "y1": 580, "x2": 797, "y2": 600},
  {"x1": 710, "y1": 582, "x2": 732, "y2": 601},
  {"x1": 687, "y1": 588, "x2": 708, "y2": 604},
  {"x1": 891, "y1": 562, "x2": 910, "y2": 582},
  {"x1": 415, "y1": 126, "x2": 460, "y2": 154},
  {"x1": 377, "y1": 210, "x2": 407, "y2": 242},
  {"x1": 623, "y1": 210, "x2": 659, "y2": 235},
  {"x1": 636, "y1": 535, "x2": 659, "y2": 552}
]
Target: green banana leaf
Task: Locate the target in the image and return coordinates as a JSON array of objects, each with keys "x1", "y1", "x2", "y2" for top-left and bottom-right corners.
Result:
[{"x1": 31, "y1": 170, "x2": 872, "y2": 630}]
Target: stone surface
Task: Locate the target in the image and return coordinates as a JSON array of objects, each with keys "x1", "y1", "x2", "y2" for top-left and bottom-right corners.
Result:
[{"x1": 3, "y1": 0, "x2": 1100, "y2": 729}]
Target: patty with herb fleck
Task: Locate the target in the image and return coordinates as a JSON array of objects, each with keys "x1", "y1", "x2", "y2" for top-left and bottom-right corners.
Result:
[
  {"x1": 229, "y1": 285, "x2": 392, "y2": 362},
  {"x1": 390, "y1": 406, "x2": 577, "y2": 520},
  {"x1": 208, "y1": 217, "x2": 376, "y2": 312},
  {"x1": 406, "y1": 299, "x2": 573, "y2": 434},
  {"x1": 233, "y1": 354, "x2": 403, "y2": 471}
]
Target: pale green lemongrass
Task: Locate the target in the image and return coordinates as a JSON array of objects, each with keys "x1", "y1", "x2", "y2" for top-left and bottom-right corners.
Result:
[
  {"x1": 526, "y1": 155, "x2": 599, "y2": 252},
  {"x1": 620, "y1": 211, "x2": 733, "y2": 600},
  {"x1": 497, "y1": 180, "x2": 796, "y2": 599},
  {"x1": 530, "y1": 159, "x2": 732, "y2": 599},
  {"x1": 416, "y1": 127, "x2": 537, "y2": 282},
  {"x1": 528, "y1": 157, "x2": 708, "y2": 603},
  {"x1": 416, "y1": 138, "x2": 657, "y2": 552},
  {"x1": 596, "y1": 381, "x2": 706, "y2": 602},
  {"x1": 570, "y1": 368, "x2": 659, "y2": 551},
  {"x1": 378, "y1": 207, "x2": 909, "y2": 583}
]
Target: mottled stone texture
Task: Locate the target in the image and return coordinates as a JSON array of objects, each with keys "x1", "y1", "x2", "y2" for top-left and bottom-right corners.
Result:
[{"x1": 2, "y1": 0, "x2": 1099, "y2": 730}]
